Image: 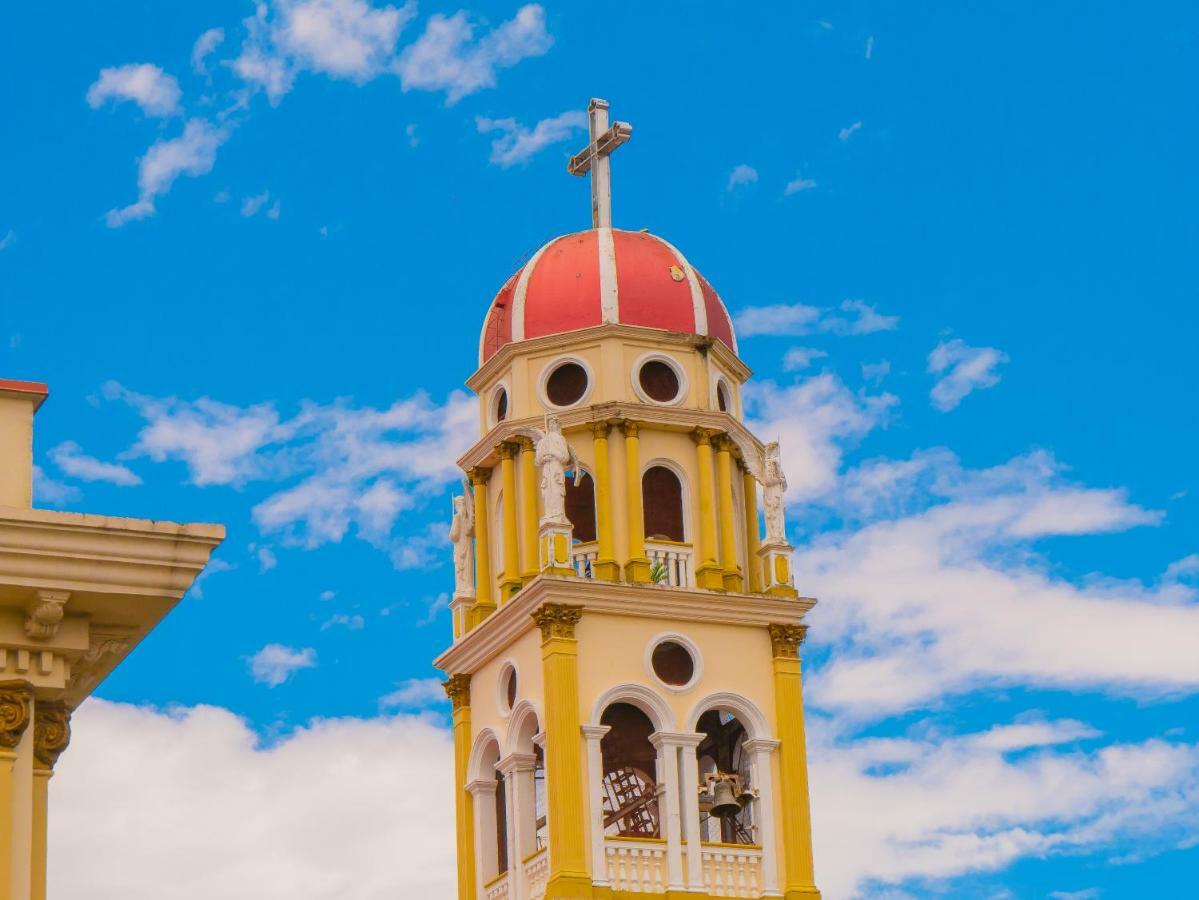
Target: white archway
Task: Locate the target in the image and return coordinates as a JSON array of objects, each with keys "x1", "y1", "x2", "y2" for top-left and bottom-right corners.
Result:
[
  {"x1": 684, "y1": 691, "x2": 772, "y2": 740},
  {"x1": 588, "y1": 681, "x2": 677, "y2": 731}
]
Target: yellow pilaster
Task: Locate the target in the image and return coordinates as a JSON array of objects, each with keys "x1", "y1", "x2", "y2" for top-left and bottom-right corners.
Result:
[
  {"x1": 469, "y1": 468, "x2": 495, "y2": 628},
  {"x1": 743, "y1": 468, "x2": 764, "y2": 593},
  {"x1": 0, "y1": 681, "x2": 33, "y2": 897},
  {"x1": 620, "y1": 421, "x2": 650, "y2": 583},
  {"x1": 715, "y1": 436, "x2": 744, "y2": 592},
  {"x1": 444, "y1": 675, "x2": 476, "y2": 900},
  {"x1": 30, "y1": 700, "x2": 69, "y2": 900},
  {"x1": 498, "y1": 443, "x2": 522, "y2": 600},
  {"x1": 518, "y1": 437, "x2": 539, "y2": 583},
  {"x1": 692, "y1": 429, "x2": 724, "y2": 590},
  {"x1": 590, "y1": 422, "x2": 620, "y2": 581},
  {"x1": 769, "y1": 625, "x2": 822, "y2": 900},
  {"x1": 532, "y1": 604, "x2": 591, "y2": 899}
]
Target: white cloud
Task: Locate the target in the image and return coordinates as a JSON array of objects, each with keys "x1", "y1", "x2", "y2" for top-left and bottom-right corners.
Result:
[
  {"x1": 782, "y1": 347, "x2": 828, "y2": 372},
  {"x1": 727, "y1": 164, "x2": 759, "y2": 191},
  {"x1": 248, "y1": 644, "x2": 317, "y2": 687},
  {"x1": 928, "y1": 338, "x2": 1008, "y2": 411},
  {"x1": 192, "y1": 27, "x2": 226, "y2": 75},
  {"x1": 0, "y1": 230, "x2": 14, "y2": 251},
  {"x1": 784, "y1": 175, "x2": 817, "y2": 195},
  {"x1": 476, "y1": 110, "x2": 586, "y2": 167},
  {"x1": 50, "y1": 700, "x2": 455, "y2": 899},
  {"x1": 32, "y1": 465, "x2": 81, "y2": 506},
  {"x1": 320, "y1": 589, "x2": 337, "y2": 601},
  {"x1": 736, "y1": 298, "x2": 898, "y2": 338},
  {"x1": 257, "y1": 546, "x2": 278, "y2": 572},
  {"x1": 49, "y1": 441, "x2": 142, "y2": 486},
  {"x1": 839, "y1": 120, "x2": 863, "y2": 141},
  {"x1": 241, "y1": 190, "x2": 273, "y2": 216},
  {"x1": 86, "y1": 64, "x2": 182, "y2": 117},
  {"x1": 395, "y1": 4, "x2": 552, "y2": 104},
  {"x1": 106, "y1": 119, "x2": 229, "y2": 227},
  {"x1": 861, "y1": 360, "x2": 891, "y2": 383},
  {"x1": 188, "y1": 557, "x2": 234, "y2": 599},
  {"x1": 379, "y1": 677, "x2": 447, "y2": 709},
  {"x1": 321, "y1": 613, "x2": 365, "y2": 631},
  {"x1": 865, "y1": 35, "x2": 874, "y2": 59}
]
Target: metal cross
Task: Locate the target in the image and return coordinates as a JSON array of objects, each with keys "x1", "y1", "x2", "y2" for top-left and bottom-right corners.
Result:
[{"x1": 567, "y1": 98, "x2": 633, "y2": 229}]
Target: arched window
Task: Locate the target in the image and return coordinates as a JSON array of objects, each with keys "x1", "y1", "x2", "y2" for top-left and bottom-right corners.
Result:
[
  {"x1": 599, "y1": 703, "x2": 660, "y2": 837},
  {"x1": 495, "y1": 770, "x2": 509, "y2": 874},
  {"x1": 696, "y1": 709, "x2": 754, "y2": 845},
  {"x1": 642, "y1": 466, "x2": 685, "y2": 542},
  {"x1": 565, "y1": 469, "x2": 597, "y2": 543}
]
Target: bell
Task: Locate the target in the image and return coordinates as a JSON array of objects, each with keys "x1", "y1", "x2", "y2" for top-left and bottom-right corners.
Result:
[{"x1": 708, "y1": 778, "x2": 743, "y2": 819}]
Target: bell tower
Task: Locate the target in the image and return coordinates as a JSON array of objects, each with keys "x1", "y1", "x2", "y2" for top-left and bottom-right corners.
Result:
[{"x1": 436, "y1": 99, "x2": 821, "y2": 900}]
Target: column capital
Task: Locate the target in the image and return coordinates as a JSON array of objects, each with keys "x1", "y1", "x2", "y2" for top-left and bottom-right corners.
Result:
[
  {"x1": 691, "y1": 427, "x2": 720, "y2": 446},
  {"x1": 648, "y1": 730, "x2": 705, "y2": 750},
  {"x1": 768, "y1": 623, "x2": 808, "y2": 659},
  {"x1": 590, "y1": 420, "x2": 611, "y2": 439},
  {"x1": 713, "y1": 433, "x2": 737, "y2": 453},
  {"x1": 580, "y1": 723, "x2": 611, "y2": 740},
  {"x1": 465, "y1": 777, "x2": 499, "y2": 797},
  {"x1": 743, "y1": 737, "x2": 782, "y2": 754},
  {"x1": 532, "y1": 603, "x2": 583, "y2": 640},
  {"x1": 497, "y1": 752, "x2": 538, "y2": 776},
  {"x1": 618, "y1": 419, "x2": 640, "y2": 438},
  {"x1": 442, "y1": 673, "x2": 472, "y2": 710},
  {"x1": 515, "y1": 435, "x2": 535, "y2": 451},
  {"x1": 33, "y1": 700, "x2": 71, "y2": 770},
  {"x1": 468, "y1": 466, "x2": 491, "y2": 486},
  {"x1": 497, "y1": 441, "x2": 517, "y2": 461},
  {"x1": 0, "y1": 680, "x2": 34, "y2": 751}
]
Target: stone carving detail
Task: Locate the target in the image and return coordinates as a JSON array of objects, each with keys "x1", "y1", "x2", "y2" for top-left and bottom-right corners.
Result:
[
  {"x1": 449, "y1": 483, "x2": 476, "y2": 599},
  {"x1": 33, "y1": 701, "x2": 71, "y2": 769},
  {"x1": 768, "y1": 623, "x2": 808, "y2": 659},
  {"x1": 25, "y1": 590, "x2": 69, "y2": 640},
  {"x1": 442, "y1": 674, "x2": 472, "y2": 711},
  {"x1": 534, "y1": 415, "x2": 580, "y2": 526},
  {"x1": 762, "y1": 441, "x2": 789, "y2": 544},
  {"x1": 532, "y1": 603, "x2": 583, "y2": 641},
  {"x1": 0, "y1": 681, "x2": 34, "y2": 750}
]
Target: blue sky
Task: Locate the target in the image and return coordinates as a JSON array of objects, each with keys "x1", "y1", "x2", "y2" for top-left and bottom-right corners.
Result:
[{"x1": 2, "y1": 2, "x2": 1197, "y2": 897}]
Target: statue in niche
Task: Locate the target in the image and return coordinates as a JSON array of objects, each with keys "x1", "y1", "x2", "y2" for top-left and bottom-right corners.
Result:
[
  {"x1": 534, "y1": 415, "x2": 580, "y2": 526},
  {"x1": 449, "y1": 482, "x2": 475, "y2": 597},
  {"x1": 762, "y1": 440, "x2": 788, "y2": 543}
]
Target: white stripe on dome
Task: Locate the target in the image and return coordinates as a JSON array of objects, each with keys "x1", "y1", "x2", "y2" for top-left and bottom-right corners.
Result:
[
  {"x1": 597, "y1": 227, "x2": 620, "y2": 324},
  {"x1": 510, "y1": 235, "x2": 559, "y2": 342},
  {"x1": 651, "y1": 234, "x2": 708, "y2": 337}
]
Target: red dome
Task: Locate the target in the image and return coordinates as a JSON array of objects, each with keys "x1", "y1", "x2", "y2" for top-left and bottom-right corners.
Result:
[{"x1": 479, "y1": 228, "x2": 738, "y2": 364}]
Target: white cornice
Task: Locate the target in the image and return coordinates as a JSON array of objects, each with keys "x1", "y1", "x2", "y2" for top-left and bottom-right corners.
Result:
[{"x1": 434, "y1": 576, "x2": 815, "y2": 675}]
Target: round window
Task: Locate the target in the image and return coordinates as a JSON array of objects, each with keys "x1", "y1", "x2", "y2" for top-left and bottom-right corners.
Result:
[
  {"x1": 639, "y1": 360, "x2": 681, "y2": 403},
  {"x1": 651, "y1": 640, "x2": 695, "y2": 687},
  {"x1": 494, "y1": 387, "x2": 509, "y2": 423},
  {"x1": 545, "y1": 361, "x2": 589, "y2": 407},
  {"x1": 500, "y1": 665, "x2": 517, "y2": 712}
]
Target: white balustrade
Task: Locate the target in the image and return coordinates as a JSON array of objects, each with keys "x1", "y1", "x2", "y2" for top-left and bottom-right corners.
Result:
[
  {"x1": 700, "y1": 844, "x2": 763, "y2": 897},
  {"x1": 605, "y1": 838, "x2": 669, "y2": 893},
  {"x1": 645, "y1": 541, "x2": 692, "y2": 588},
  {"x1": 571, "y1": 542, "x2": 598, "y2": 578},
  {"x1": 524, "y1": 847, "x2": 549, "y2": 900},
  {"x1": 483, "y1": 874, "x2": 510, "y2": 900}
]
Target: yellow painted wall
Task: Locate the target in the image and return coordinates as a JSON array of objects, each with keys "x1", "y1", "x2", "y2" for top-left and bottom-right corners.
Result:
[{"x1": 0, "y1": 396, "x2": 36, "y2": 509}]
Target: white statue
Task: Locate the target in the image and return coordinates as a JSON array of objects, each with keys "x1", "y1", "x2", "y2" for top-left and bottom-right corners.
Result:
[
  {"x1": 533, "y1": 415, "x2": 580, "y2": 525},
  {"x1": 449, "y1": 483, "x2": 475, "y2": 597},
  {"x1": 762, "y1": 441, "x2": 788, "y2": 543}
]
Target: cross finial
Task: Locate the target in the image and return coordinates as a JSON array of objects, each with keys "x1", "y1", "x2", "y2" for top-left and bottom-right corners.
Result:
[{"x1": 567, "y1": 98, "x2": 632, "y2": 229}]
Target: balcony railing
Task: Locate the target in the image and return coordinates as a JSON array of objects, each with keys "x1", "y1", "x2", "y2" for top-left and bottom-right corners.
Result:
[
  {"x1": 700, "y1": 843, "x2": 763, "y2": 897},
  {"x1": 605, "y1": 837, "x2": 669, "y2": 893},
  {"x1": 571, "y1": 541, "x2": 598, "y2": 578},
  {"x1": 524, "y1": 846, "x2": 549, "y2": 900},
  {"x1": 482, "y1": 872, "x2": 509, "y2": 900},
  {"x1": 646, "y1": 540, "x2": 692, "y2": 588}
]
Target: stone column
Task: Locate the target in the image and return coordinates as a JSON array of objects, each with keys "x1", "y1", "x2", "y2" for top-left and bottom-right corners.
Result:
[
  {"x1": 581, "y1": 724, "x2": 611, "y2": 889},
  {"x1": 444, "y1": 675, "x2": 477, "y2": 900},
  {"x1": 744, "y1": 738, "x2": 782, "y2": 897},
  {"x1": 679, "y1": 736, "x2": 705, "y2": 890},
  {"x1": 692, "y1": 429, "x2": 724, "y2": 590},
  {"x1": 715, "y1": 436, "x2": 744, "y2": 592},
  {"x1": 742, "y1": 469, "x2": 764, "y2": 593},
  {"x1": 620, "y1": 421, "x2": 650, "y2": 583},
  {"x1": 0, "y1": 682, "x2": 33, "y2": 899},
  {"x1": 499, "y1": 752, "x2": 537, "y2": 899},
  {"x1": 469, "y1": 468, "x2": 496, "y2": 627},
  {"x1": 518, "y1": 437, "x2": 540, "y2": 584},
  {"x1": 498, "y1": 443, "x2": 523, "y2": 599},
  {"x1": 31, "y1": 700, "x2": 69, "y2": 900},
  {"x1": 650, "y1": 731, "x2": 705, "y2": 893},
  {"x1": 768, "y1": 625, "x2": 821, "y2": 899},
  {"x1": 468, "y1": 778, "x2": 501, "y2": 895},
  {"x1": 532, "y1": 604, "x2": 590, "y2": 898},
  {"x1": 590, "y1": 423, "x2": 619, "y2": 582}
]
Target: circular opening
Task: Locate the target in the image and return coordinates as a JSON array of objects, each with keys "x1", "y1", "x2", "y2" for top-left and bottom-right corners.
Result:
[
  {"x1": 494, "y1": 387, "x2": 509, "y2": 423},
  {"x1": 501, "y1": 665, "x2": 517, "y2": 712},
  {"x1": 716, "y1": 382, "x2": 731, "y2": 413},
  {"x1": 639, "y1": 360, "x2": 681, "y2": 403},
  {"x1": 651, "y1": 640, "x2": 695, "y2": 687},
  {"x1": 545, "y1": 361, "x2": 589, "y2": 407}
]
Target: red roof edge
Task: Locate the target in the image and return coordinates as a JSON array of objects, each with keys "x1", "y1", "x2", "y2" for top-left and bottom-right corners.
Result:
[{"x1": 0, "y1": 379, "x2": 50, "y2": 413}]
